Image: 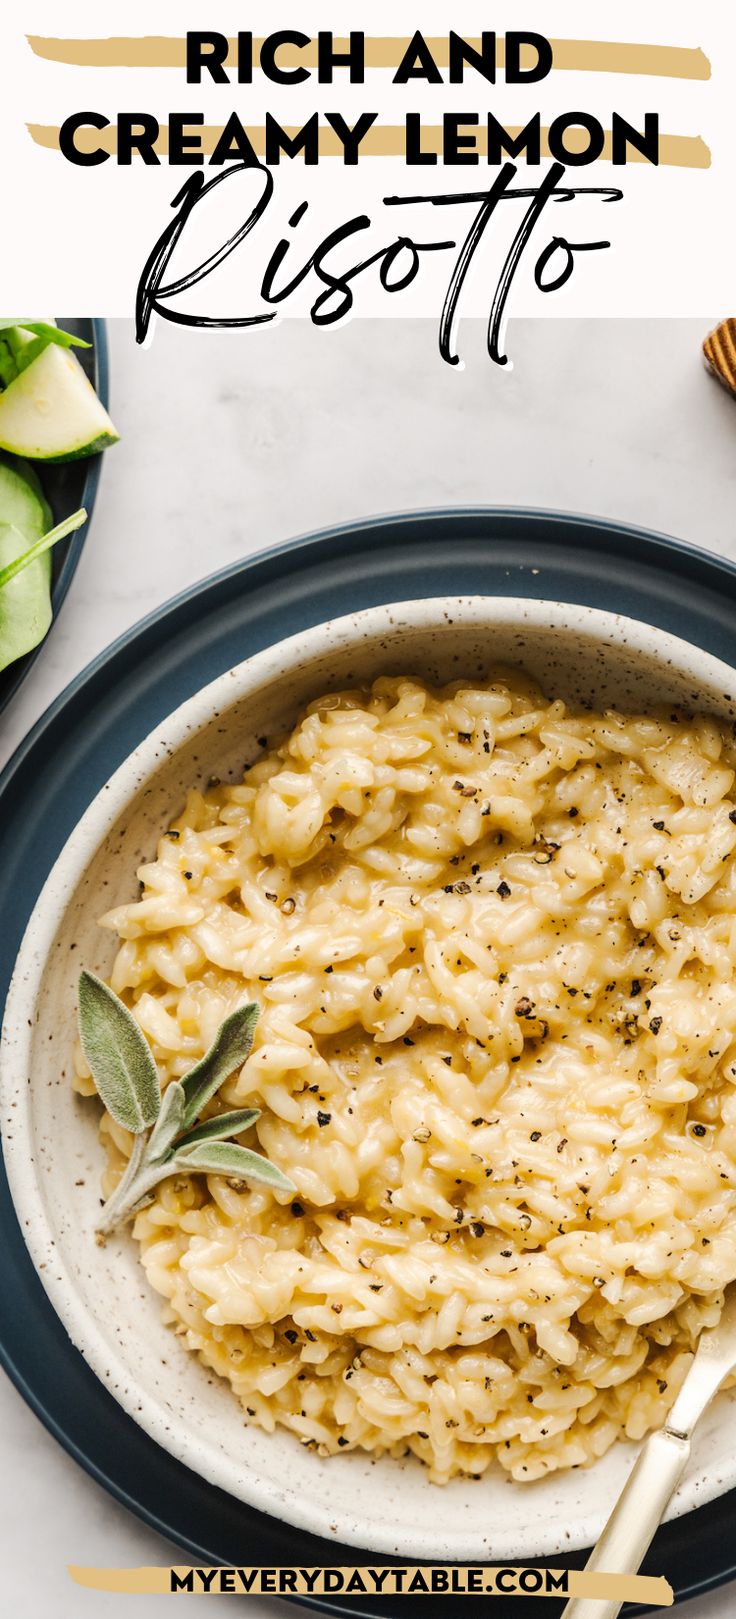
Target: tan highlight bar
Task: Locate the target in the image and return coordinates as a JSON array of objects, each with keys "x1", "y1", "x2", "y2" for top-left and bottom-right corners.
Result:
[
  {"x1": 26, "y1": 35, "x2": 711, "y2": 82},
  {"x1": 68, "y1": 1564, "x2": 674, "y2": 1603},
  {"x1": 27, "y1": 122, "x2": 712, "y2": 171}
]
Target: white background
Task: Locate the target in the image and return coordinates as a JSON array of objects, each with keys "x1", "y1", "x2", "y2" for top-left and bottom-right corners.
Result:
[
  {"x1": 1, "y1": 316, "x2": 736, "y2": 1613},
  {"x1": 0, "y1": 3, "x2": 733, "y2": 319}
]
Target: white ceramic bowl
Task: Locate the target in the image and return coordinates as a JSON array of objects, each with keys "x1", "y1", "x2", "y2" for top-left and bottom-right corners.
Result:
[{"x1": 3, "y1": 596, "x2": 736, "y2": 1562}]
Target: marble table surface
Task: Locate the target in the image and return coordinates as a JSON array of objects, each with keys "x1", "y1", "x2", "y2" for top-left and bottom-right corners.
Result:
[{"x1": 1, "y1": 317, "x2": 735, "y2": 1617}]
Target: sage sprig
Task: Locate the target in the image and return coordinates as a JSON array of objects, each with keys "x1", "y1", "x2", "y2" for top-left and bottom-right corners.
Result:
[{"x1": 78, "y1": 971, "x2": 295, "y2": 1235}]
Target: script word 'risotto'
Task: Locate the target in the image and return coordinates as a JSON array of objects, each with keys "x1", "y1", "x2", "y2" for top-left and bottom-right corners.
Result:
[{"x1": 74, "y1": 671, "x2": 736, "y2": 1482}]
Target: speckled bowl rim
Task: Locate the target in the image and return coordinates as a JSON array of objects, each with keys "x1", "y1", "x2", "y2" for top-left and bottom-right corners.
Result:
[{"x1": 4, "y1": 593, "x2": 736, "y2": 1560}]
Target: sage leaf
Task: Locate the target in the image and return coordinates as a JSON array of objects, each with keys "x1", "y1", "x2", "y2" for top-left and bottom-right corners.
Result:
[
  {"x1": 95, "y1": 1133, "x2": 148, "y2": 1235},
  {"x1": 146, "y1": 1080, "x2": 187, "y2": 1162},
  {"x1": 175, "y1": 1107, "x2": 261, "y2": 1152},
  {"x1": 181, "y1": 1003, "x2": 259, "y2": 1127},
  {"x1": 173, "y1": 1140, "x2": 295, "y2": 1193},
  {"x1": 78, "y1": 970, "x2": 160, "y2": 1134},
  {"x1": 80, "y1": 979, "x2": 293, "y2": 1234}
]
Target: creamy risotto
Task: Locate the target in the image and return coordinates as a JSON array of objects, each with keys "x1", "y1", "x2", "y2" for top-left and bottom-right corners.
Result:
[{"x1": 74, "y1": 672, "x2": 736, "y2": 1483}]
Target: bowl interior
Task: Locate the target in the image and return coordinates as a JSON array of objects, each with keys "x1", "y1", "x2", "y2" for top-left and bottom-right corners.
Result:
[{"x1": 5, "y1": 597, "x2": 736, "y2": 1561}]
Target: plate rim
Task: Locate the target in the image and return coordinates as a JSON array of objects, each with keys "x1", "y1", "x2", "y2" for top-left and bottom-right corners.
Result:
[
  {"x1": 2, "y1": 497, "x2": 735, "y2": 804},
  {"x1": 3, "y1": 505, "x2": 736, "y2": 1612},
  {"x1": 9, "y1": 592, "x2": 736, "y2": 1560}
]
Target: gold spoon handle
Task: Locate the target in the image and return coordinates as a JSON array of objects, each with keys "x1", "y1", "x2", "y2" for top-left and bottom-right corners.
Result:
[
  {"x1": 560, "y1": 1428, "x2": 690, "y2": 1619},
  {"x1": 561, "y1": 1290, "x2": 736, "y2": 1619}
]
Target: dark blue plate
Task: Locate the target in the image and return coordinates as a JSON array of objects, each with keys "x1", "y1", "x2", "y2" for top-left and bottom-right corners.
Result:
[
  {"x1": 2, "y1": 508, "x2": 736, "y2": 1618},
  {"x1": 0, "y1": 317, "x2": 109, "y2": 717}
]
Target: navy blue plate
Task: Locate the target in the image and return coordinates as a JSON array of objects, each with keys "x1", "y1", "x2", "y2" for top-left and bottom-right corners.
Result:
[
  {"x1": 2, "y1": 508, "x2": 736, "y2": 1617},
  {"x1": 0, "y1": 317, "x2": 108, "y2": 717}
]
